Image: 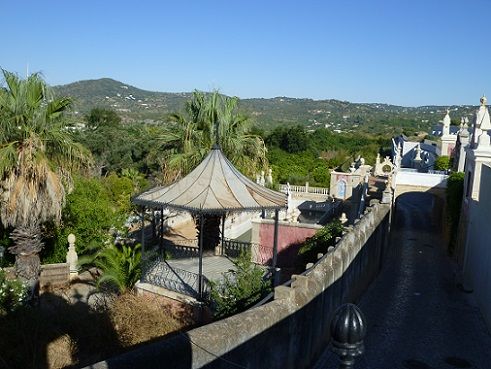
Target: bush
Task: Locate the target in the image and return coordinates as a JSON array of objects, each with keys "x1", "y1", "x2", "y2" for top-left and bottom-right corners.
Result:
[
  {"x1": 210, "y1": 251, "x2": 271, "y2": 319},
  {"x1": 298, "y1": 220, "x2": 343, "y2": 264},
  {"x1": 434, "y1": 156, "x2": 451, "y2": 171},
  {"x1": 42, "y1": 173, "x2": 142, "y2": 264},
  {"x1": 82, "y1": 243, "x2": 142, "y2": 294},
  {"x1": 0, "y1": 268, "x2": 28, "y2": 314}
]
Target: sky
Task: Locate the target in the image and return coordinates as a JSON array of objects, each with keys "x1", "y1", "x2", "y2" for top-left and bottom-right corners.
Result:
[{"x1": 1, "y1": 0, "x2": 489, "y2": 106}]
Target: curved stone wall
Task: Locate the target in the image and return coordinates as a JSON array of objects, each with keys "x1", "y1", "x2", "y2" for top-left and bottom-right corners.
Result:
[{"x1": 86, "y1": 203, "x2": 391, "y2": 369}]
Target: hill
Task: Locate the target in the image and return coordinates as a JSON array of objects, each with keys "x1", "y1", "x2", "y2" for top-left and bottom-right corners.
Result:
[{"x1": 53, "y1": 78, "x2": 477, "y2": 134}]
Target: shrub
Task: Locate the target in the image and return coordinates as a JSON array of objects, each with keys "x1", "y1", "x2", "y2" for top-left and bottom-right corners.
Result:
[
  {"x1": 434, "y1": 155, "x2": 451, "y2": 171},
  {"x1": 298, "y1": 219, "x2": 343, "y2": 264},
  {"x1": 0, "y1": 268, "x2": 28, "y2": 314},
  {"x1": 210, "y1": 251, "x2": 271, "y2": 319},
  {"x1": 82, "y1": 243, "x2": 142, "y2": 294},
  {"x1": 42, "y1": 173, "x2": 142, "y2": 264}
]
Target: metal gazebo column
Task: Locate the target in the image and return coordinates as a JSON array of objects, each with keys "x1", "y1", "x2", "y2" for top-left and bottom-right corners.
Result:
[
  {"x1": 159, "y1": 208, "x2": 164, "y2": 253},
  {"x1": 272, "y1": 209, "x2": 279, "y2": 286},
  {"x1": 198, "y1": 213, "x2": 205, "y2": 300},
  {"x1": 221, "y1": 214, "x2": 226, "y2": 256},
  {"x1": 140, "y1": 206, "x2": 145, "y2": 252}
]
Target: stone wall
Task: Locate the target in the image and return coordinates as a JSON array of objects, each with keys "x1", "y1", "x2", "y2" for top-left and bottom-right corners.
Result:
[
  {"x1": 463, "y1": 163, "x2": 491, "y2": 329},
  {"x1": 4, "y1": 263, "x2": 70, "y2": 289},
  {"x1": 40, "y1": 263, "x2": 70, "y2": 289},
  {"x1": 86, "y1": 202, "x2": 391, "y2": 369}
]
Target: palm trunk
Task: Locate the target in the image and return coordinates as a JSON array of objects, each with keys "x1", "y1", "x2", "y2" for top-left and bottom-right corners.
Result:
[
  {"x1": 14, "y1": 253, "x2": 41, "y2": 289},
  {"x1": 9, "y1": 225, "x2": 44, "y2": 297}
]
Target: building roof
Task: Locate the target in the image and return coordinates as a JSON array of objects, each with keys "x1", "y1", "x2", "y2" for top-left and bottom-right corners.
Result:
[{"x1": 133, "y1": 145, "x2": 287, "y2": 214}]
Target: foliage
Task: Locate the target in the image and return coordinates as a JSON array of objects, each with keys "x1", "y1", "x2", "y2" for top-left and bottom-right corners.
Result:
[
  {"x1": 265, "y1": 125, "x2": 309, "y2": 153},
  {"x1": 42, "y1": 172, "x2": 141, "y2": 263},
  {"x1": 267, "y1": 148, "x2": 330, "y2": 186},
  {"x1": 266, "y1": 127, "x2": 388, "y2": 187},
  {"x1": 158, "y1": 90, "x2": 267, "y2": 181},
  {"x1": 55, "y1": 176, "x2": 119, "y2": 256},
  {"x1": 209, "y1": 251, "x2": 271, "y2": 319},
  {"x1": 0, "y1": 69, "x2": 91, "y2": 284},
  {"x1": 0, "y1": 226, "x2": 14, "y2": 267},
  {"x1": 76, "y1": 109, "x2": 149, "y2": 175},
  {"x1": 298, "y1": 220, "x2": 344, "y2": 264},
  {"x1": 103, "y1": 173, "x2": 135, "y2": 215},
  {"x1": 434, "y1": 155, "x2": 451, "y2": 171},
  {"x1": 88, "y1": 243, "x2": 142, "y2": 294},
  {"x1": 0, "y1": 70, "x2": 91, "y2": 229},
  {"x1": 446, "y1": 172, "x2": 464, "y2": 254},
  {"x1": 85, "y1": 107, "x2": 122, "y2": 130},
  {"x1": 0, "y1": 268, "x2": 28, "y2": 314}
]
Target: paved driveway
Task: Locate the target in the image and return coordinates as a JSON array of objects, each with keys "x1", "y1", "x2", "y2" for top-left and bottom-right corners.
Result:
[{"x1": 314, "y1": 192, "x2": 491, "y2": 369}]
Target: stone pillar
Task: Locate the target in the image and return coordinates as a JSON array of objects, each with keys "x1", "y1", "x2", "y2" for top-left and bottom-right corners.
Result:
[{"x1": 66, "y1": 233, "x2": 79, "y2": 279}]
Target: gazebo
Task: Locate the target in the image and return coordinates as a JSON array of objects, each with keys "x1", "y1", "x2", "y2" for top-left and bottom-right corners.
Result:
[{"x1": 133, "y1": 145, "x2": 287, "y2": 300}]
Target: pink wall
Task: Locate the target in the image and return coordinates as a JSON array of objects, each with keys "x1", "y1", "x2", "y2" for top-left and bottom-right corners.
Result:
[
  {"x1": 447, "y1": 143, "x2": 456, "y2": 157},
  {"x1": 257, "y1": 223, "x2": 318, "y2": 266}
]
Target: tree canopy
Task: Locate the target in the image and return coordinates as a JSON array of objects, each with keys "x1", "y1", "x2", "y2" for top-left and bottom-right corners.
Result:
[
  {"x1": 0, "y1": 70, "x2": 91, "y2": 228},
  {"x1": 157, "y1": 90, "x2": 267, "y2": 181}
]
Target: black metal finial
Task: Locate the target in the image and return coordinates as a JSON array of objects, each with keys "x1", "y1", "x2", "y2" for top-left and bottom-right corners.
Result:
[{"x1": 330, "y1": 303, "x2": 367, "y2": 369}]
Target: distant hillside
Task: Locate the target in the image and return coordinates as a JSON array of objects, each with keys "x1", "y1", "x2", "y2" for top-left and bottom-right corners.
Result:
[
  {"x1": 53, "y1": 78, "x2": 192, "y2": 122},
  {"x1": 53, "y1": 78, "x2": 478, "y2": 134}
]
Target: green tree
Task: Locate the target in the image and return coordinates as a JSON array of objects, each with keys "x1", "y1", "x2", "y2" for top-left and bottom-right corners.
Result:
[
  {"x1": 56, "y1": 177, "x2": 118, "y2": 257},
  {"x1": 159, "y1": 90, "x2": 267, "y2": 181},
  {"x1": 76, "y1": 108, "x2": 132, "y2": 174},
  {"x1": 0, "y1": 70, "x2": 90, "y2": 287},
  {"x1": 266, "y1": 125, "x2": 308, "y2": 153},
  {"x1": 434, "y1": 155, "x2": 451, "y2": 171}
]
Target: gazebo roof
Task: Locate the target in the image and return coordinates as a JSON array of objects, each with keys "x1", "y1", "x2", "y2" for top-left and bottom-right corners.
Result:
[{"x1": 133, "y1": 146, "x2": 287, "y2": 214}]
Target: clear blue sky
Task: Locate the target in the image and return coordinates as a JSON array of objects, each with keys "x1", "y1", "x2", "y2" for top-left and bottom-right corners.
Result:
[{"x1": 1, "y1": 0, "x2": 489, "y2": 106}]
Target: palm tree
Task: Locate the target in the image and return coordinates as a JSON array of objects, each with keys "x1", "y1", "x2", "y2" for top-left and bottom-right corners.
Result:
[
  {"x1": 157, "y1": 91, "x2": 268, "y2": 253},
  {"x1": 158, "y1": 90, "x2": 267, "y2": 181},
  {"x1": 0, "y1": 70, "x2": 90, "y2": 290}
]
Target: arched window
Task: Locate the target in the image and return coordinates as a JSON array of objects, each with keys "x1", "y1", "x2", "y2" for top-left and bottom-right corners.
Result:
[{"x1": 337, "y1": 179, "x2": 347, "y2": 199}]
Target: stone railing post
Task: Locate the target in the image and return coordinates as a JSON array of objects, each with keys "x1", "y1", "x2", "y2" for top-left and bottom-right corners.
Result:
[{"x1": 66, "y1": 233, "x2": 79, "y2": 279}]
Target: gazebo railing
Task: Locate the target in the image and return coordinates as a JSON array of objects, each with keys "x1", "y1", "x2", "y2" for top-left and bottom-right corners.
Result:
[
  {"x1": 222, "y1": 238, "x2": 251, "y2": 258},
  {"x1": 142, "y1": 255, "x2": 210, "y2": 298},
  {"x1": 222, "y1": 238, "x2": 274, "y2": 266},
  {"x1": 162, "y1": 239, "x2": 200, "y2": 259}
]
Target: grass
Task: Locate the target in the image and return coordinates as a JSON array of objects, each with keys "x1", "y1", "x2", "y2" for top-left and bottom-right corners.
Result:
[{"x1": 0, "y1": 290, "x2": 194, "y2": 369}]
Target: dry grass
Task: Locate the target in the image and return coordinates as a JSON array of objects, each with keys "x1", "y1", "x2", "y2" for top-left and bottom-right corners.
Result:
[
  {"x1": 0, "y1": 291, "x2": 194, "y2": 369},
  {"x1": 110, "y1": 293, "x2": 192, "y2": 347}
]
